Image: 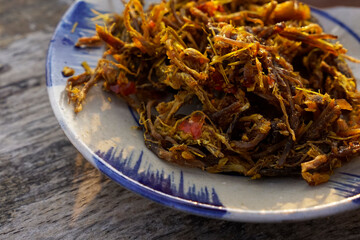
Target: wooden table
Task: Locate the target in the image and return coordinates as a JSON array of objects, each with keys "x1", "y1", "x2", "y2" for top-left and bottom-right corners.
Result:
[{"x1": 1, "y1": 1, "x2": 360, "y2": 239}]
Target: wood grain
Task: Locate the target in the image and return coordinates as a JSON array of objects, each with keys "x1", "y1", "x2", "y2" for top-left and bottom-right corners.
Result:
[{"x1": 0, "y1": 1, "x2": 360, "y2": 239}]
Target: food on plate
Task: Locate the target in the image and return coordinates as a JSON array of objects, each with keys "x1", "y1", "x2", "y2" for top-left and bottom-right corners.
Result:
[
  {"x1": 62, "y1": 66, "x2": 75, "y2": 77},
  {"x1": 65, "y1": 0, "x2": 360, "y2": 185}
]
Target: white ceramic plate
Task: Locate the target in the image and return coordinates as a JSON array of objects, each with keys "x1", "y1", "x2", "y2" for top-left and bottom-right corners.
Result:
[{"x1": 47, "y1": 0, "x2": 360, "y2": 222}]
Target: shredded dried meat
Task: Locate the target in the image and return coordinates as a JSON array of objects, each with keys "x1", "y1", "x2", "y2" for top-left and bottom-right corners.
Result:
[{"x1": 65, "y1": 0, "x2": 360, "y2": 185}]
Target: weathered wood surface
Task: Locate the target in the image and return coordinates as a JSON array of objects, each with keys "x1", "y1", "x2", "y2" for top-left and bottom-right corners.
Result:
[{"x1": 0, "y1": 0, "x2": 360, "y2": 239}]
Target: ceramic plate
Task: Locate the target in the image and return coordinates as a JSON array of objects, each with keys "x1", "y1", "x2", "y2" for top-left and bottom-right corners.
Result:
[{"x1": 47, "y1": 0, "x2": 360, "y2": 222}]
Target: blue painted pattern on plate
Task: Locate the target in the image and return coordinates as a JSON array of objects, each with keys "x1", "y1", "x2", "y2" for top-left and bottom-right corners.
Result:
[
  {"x1": 95, "y1": 147, "x2": 224, "y2": 207},
  {"x1": 329, "y1": 173, "x2": 360, "y2": 204}
]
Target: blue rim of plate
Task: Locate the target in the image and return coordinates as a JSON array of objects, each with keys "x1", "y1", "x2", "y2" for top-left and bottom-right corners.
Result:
[{"x1": 46, "y1": 0, "x2": 360, "y2": 222}]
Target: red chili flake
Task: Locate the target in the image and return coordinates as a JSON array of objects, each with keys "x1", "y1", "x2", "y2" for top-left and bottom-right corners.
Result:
[
  {"x1": 148, "y1": 20, "x2": 156, "y2": 29},
  {"x1": 197, "y1": 2, "x2": 222, "y2": 17},
  {"x1": 109, "y1": 82, "x2": 136, "y2": 96},
  {"x1": 178, "y1": 114, "x2": 204, "y2": 139}
]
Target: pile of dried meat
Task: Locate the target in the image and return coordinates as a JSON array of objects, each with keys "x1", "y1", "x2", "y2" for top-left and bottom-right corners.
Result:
[{"x1": 65, "y1": 0, "x2": 360, "y2": 185}]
